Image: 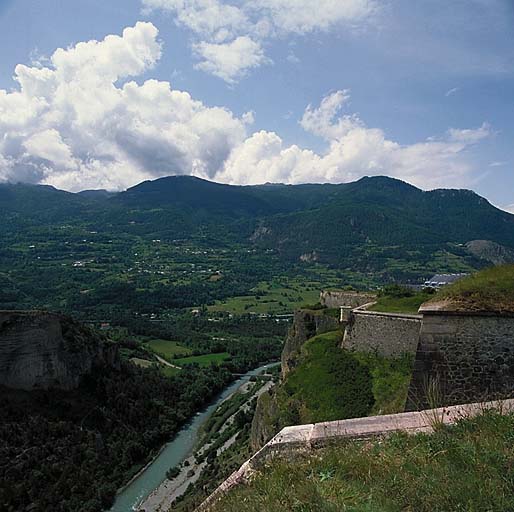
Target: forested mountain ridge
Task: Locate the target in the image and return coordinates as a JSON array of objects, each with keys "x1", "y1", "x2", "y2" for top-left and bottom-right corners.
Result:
[
  {"x1": 1, "y1": 175, "x2": 513, "y2": 243},
  {"x1": 1, "y1": 174, "x2": 513, "y2": 315},
  {"x1": 250, "y1": 176, "x2": 514, "y2": 265}
]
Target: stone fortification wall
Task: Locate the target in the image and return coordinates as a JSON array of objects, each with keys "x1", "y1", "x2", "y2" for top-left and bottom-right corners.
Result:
[
  {"x1": 320, "y1": 290, "x2": 377, "y2": 309},
  {"x1": 0, "y1": 310, "x2": 119, "y2": 391},
  {"x1": 342, "y1": 310, "x2": 422, "y2": 357},
  {"x1": 407, "y1": 310, "x2": 514, "y2": 409}
]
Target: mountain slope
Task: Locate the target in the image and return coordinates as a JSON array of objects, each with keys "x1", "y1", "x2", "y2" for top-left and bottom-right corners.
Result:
[
  {"x1": 1, "y1": 175, "x2": 513, "y2": 273},
  {"x1": 250, "y1": 176, "x2": 514, "y2": 265},
  {"x1": 116, "y1": 175, "x2": 279, "y2": 217}
]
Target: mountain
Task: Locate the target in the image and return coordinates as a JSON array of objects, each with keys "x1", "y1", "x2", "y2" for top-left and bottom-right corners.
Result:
[
  {"x1": 1, "y1": 175, "x2": 513, "y2": 272},
  {"x1": 250, "y1": 177, "x2": 514, "y2": 265},
  {"x1": 116, "y1": 175, "x2": 280, "y2": 217},
  {"x1": 117, "y1": 176, "x2": 338, "y2": 215},
  {"x1": 78, "y1": 189, "x2": 116, "y2": 199}
]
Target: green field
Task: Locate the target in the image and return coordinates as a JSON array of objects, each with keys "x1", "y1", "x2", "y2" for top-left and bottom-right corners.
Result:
[
  {"x1": 208, "y1": 278, "x2": 332, "y2": 315},
  {"x1": 160, "y1": 366, "x2": 182, "y2": 377},
  {"x1": 144, "y1": 339, "x2": 192, "y2": 359},
  {"x1": 174, "y1": 352, "x2": 231, "y2": 367}
]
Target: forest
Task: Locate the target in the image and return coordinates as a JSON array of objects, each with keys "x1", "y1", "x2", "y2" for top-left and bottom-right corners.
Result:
[{"x1": 0, "y1": 362, "x2": 235, "y2": 512}]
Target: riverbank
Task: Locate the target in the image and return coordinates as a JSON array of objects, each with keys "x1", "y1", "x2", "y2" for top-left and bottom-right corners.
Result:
[
  {"x1": 140, "y1": 377, "x2": 276, "y2": 511},
  {"x1": 110, "y1": 363, "x2": 279, "y2": 512}
]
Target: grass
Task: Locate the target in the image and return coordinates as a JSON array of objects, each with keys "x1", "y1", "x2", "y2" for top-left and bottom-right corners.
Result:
[
  {"x1": 281, "y1": 331, "x2": 374, "y2": 424},
  {"x1": 352, "y1": 352, "x2": 414, "y2": 415},
  {"x1": 174, "y1": 352, "x2": 231, "y2": 367},
  {"x1": 144, "y1": 339, "x2": 192, "y2": 359},
  {"x1": 369, "y1": 291, "x2": 433, "y2": 314},
  {"x1": 210, "y1": 409, "x2": 514, "y2": 512},
  {"x1": 160, "y1": 365, "x2": 182, "y2": 377},
  {"x1": 433, "y1": 264, "x2": 514, "y2": 312},
  {"x1": 208, "y1": 278, "x2": 327, "y2": 315},
  {"x1": 263, "y1": 332, "x2": 413, "y2": 437}
]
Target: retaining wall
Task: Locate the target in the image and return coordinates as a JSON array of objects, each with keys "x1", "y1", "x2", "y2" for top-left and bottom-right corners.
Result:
[
  {"x1": 320, "y1": 290, "x2": 377, "y2": 309},
  {"x1": 407, "y1": 310, "x2": 514, "y2": 409},
  {"x1": 342, "y1": 309, "x2": 422, "y2": 357}
]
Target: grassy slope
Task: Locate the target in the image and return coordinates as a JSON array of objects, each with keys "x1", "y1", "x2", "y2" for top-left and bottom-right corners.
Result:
[
  {"x1": 368, "y1": 291, "x2": 433, "y2": 314},
  {"x1": 145, "y1": 339, "x2": 192, "y2": 359},
  {"x1": 211, "y1": 410, "x2": 514, "y2": 512},
  {"x1": 272, "y1": 331, "x2": 412, "y2": 427},
  {"x1": 281, "y1": 331, "x2": 374, "y2": 424},
  {"x1": 432, "y1": 264, "x2": 514, "y2": 312},
  {"x1": 352, "y1": 352, "x2": 413, "y2": 415},
  {"x1": 174, "y1": 352, "x2": 231, "y2": 367}
]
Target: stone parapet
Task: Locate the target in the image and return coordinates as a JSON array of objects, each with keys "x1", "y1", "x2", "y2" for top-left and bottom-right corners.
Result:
[{"x1": 198, "y1": 399, "x2": 514, "y2": 511}]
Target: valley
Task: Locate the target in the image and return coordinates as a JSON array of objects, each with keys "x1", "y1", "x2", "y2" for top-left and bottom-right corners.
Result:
[{"x1": 2, "y1": 175, "x2": 514, "y2": 512}]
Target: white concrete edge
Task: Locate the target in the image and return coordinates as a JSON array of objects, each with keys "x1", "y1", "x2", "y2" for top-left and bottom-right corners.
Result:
[{"x1": 197, "y1": 398, "x2": 514, "y2": 510}]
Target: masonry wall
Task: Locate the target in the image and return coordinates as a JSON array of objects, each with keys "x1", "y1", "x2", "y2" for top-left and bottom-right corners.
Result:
[
  {"x1": 407, "y1": 313, "x2": 514, "y2": 410},
  {"x1": 320, "y1": 290, "x2": 377, "y2": 309},
  {"x1": 342, "y1": 310, "x2": 421, "y2": 357}
]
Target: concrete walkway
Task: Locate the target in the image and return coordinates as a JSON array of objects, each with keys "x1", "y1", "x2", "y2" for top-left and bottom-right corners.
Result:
[{"x1": 198, "y1": 398, "x2": 514, "y2": 511}]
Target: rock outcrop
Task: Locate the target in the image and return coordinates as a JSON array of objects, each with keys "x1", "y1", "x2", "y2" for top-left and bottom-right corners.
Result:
[
  {"x1": 250, "y1": 387, "x2": 281, "y2": 451},
  {"x1": 465, "y1": 240, "x2": 514, "y2": 266},
  {"x1": 252, "y1": 308, "x2": 340, "y2": 450},
  {"x1": 281, "y1": 309, "x2": 340, "y2": 378},
  {"x1": 0, "y1": 311, "x2": 119, "y2": 391},
  {"x1": 320, "y1": 290, "x2": 377, "y2": 309}
]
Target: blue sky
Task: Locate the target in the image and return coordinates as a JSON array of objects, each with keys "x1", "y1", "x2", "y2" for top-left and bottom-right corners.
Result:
[{"x1": 0, "y1": 0, "x2": 513, "y2": 210}]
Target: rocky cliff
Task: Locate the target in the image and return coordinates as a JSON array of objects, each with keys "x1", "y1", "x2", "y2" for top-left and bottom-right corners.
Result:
[
  {"x1": 0, "y1": 311, "x2": 119, "y2": 391},
  {"x1": 320, "y1": 290, "x2": 377, "y2": 309},
  {"x1": 465, "y1": 240, "x2": 514, "y2": 265},
  {"x1": 252, "y1": 309, "x2": 340, "y2": 450},
  {"x1": 281, "y1": 309, "x2": 340, "y2": 378}
]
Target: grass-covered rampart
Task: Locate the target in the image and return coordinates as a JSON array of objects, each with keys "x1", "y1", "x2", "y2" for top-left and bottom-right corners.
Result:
[
  {"x1": 430, "y1": 264, "x2": 514, "y2": 313},
  {"x1": 369, "y1": 284, "x2": 434, "y2": 314},
  {"x1": 371, "y1": 265, "x2": 514, "y2": 315},
  {"x1": 211, "y1": 409, "x2": 514, "y2": 512},
  {"x1": 259, "y1": 331, "x2": 413, "y2": 437}
]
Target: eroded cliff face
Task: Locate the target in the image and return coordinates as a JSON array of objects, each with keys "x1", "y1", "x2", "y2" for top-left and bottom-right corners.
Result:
[
  {"x1": 250, "y1": 387, "x2": 281, "y2": 451},
  {"x1": 252, "y1": 309, "x2": 340, "y2": 450},
  {"x1": 281, "y1": 309, "x2": 340, "y2": 378},
  {"x1": 0, "y1": 311, "x2": 119, "y2": 391}
]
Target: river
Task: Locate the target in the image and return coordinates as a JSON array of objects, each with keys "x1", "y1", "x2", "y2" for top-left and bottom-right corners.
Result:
[{"x1": 110, "y1": 362, "x2": 278, "y2": 512}]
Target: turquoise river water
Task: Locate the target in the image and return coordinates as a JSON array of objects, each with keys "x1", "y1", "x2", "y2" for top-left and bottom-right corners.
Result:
[{"x1": 110, "y1": 362, "x2": 278, "y2": 511}]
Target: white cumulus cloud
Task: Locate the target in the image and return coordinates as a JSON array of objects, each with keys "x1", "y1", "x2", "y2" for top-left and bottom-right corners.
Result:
[
  {"x1": 0, "y1": 22, "x2": 250, "y2": 191},
  {"x1": 0, "y1": 27, "x2": 491, "y2": 193},
  {"x1": 193, "y1": 36, "x2": 269, "y2": 84},
  {"x1": 142, "y1": 0, "x2": 377, "y2": 82},
  {"x1": 218, "y1": 90, "x2": 492, "y2": 189}
]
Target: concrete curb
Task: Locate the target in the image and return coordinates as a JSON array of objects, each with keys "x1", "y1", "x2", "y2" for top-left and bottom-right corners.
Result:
[{"x1": 197, "y1": 398, "x2": 514, "y2": 511}]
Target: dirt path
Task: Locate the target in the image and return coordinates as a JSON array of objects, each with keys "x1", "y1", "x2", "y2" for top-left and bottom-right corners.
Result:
[{"x1": 155, "y1": 354, "x2": 182, "y2": 369}]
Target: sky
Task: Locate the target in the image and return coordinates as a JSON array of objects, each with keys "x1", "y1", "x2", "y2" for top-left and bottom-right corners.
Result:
[{"x1": 0, "y1": 0, "x2": 513, "y2": 211}]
